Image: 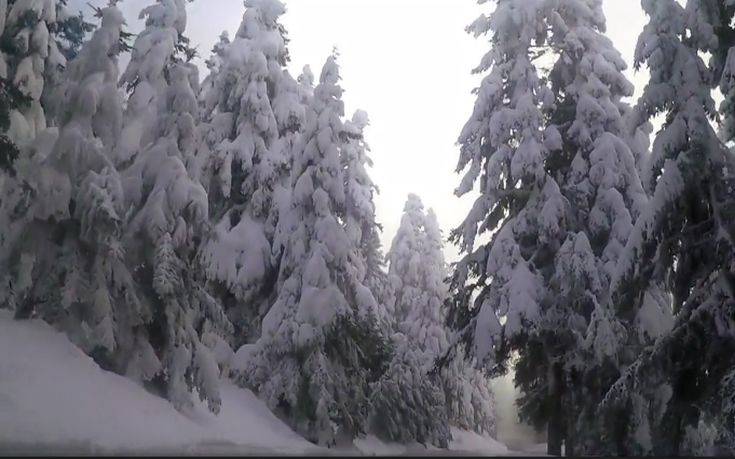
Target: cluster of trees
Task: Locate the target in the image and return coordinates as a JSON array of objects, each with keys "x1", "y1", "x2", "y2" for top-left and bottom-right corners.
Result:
[
  {"x1": 447, "y1": 0, "x2": 735, "y2": 456},
  {"x1": 0, "y1": 0, "x2": 496, "y2": 449}
]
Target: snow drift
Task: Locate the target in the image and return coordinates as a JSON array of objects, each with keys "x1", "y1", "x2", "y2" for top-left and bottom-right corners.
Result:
[
  {"x1": 0, "y1": 310, "x2": 514, "y2": 455},
  {"x1": 0, "y1": 310, "x2": 319, "y2": 455}
]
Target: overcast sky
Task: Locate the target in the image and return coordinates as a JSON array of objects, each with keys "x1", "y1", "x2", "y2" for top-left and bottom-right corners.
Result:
[{"x1": 70, "y1": 0, "x2": 648, "y2": 262}]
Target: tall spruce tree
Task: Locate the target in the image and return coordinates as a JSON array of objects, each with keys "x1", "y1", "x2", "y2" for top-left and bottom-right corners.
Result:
[
  {"x1": 196, "y1": 0, "x2": 303, "y2": 346},
  {"x1": 0, "y1": 0, "x2": 132, "y2": 383},
  {"x1": 603, "y1": 0, "x2": 735, "y2": 455},
  {"x1": 447, "y1": 0, "x2": 663, "y2": 455},
  {"x1": 446, "y1": 0, "x2": 564, "y2": 453},
  {"x1": 116, "y1": 0, "x2": 228, "y2": 414},
  {"x1": 608, "y1": 0, "x2": 735, "y2": 455},
  {"x1": 235, "y1": 55, "x2": 389, "y2": 447}
]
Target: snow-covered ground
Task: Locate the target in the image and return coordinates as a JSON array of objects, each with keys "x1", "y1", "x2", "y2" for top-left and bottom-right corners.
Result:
[{"x1": 0, "y1": 311, "x2": 519, "y2": 456}]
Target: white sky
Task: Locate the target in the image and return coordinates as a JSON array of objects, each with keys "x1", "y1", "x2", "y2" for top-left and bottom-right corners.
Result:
[{"x1": 71, "y1": 0, "x2": 648, "y2": 262}]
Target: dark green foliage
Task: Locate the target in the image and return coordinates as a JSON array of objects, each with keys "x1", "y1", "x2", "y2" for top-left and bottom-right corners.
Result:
[
  {"x1": 265, "y1": 312, "x2": 392, "y2": 446},
  {"x1": 53, "y1": 1, "x2": 96, "y2": 61},
  {"x1": 369, "y1": 355, "x2": 451, "y2": 448},
  {"x1": 0, "y1": 77, "x2": 29, "y2": 174}
]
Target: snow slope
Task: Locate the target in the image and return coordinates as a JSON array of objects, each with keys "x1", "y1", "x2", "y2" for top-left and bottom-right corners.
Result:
[
  {"x1": 0, "y1": 310, "x2": 320, "y2": 455},
  {"x1": 351, "y1": 428, "x2": 509, "y2": 456},
  {"x1": 0, "y1": 311, "x2": 514, "y2": 456}
]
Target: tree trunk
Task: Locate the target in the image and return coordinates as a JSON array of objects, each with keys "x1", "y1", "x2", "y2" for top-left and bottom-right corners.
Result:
[
  {"x1": 548, "y1": 362, "x2": 564, "y2": 456},
  {"x1": 565, "y1": 394, "x2": 575, "y2": 456}
]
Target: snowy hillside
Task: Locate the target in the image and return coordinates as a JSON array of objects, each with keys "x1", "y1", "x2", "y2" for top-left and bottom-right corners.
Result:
[
  {"x1": 0, "y1": 310, "x2": 320, "y2": 455},
  {"x1": 0, "y1": 311, "x2": 512, "y2": 456}
]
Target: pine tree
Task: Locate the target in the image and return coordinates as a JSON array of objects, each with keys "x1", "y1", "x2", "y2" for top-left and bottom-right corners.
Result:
[
  {"x1": 373, "y1": 196, "x2": 497, "y2": 446},
  {"x1": 117, "y1": 0, "x2": 229, "y2": 414},
  {"x1": 388, "y1": 196, "x2": 449, "y2": 360},
  {"x1": 369, "y1": 195, "x2": 451, "y2": 447},
  {"x1": 704, "y1": 1, "x2": 735, "y2": 452},
  {"x1": 235, "y1": 55, "x2": 390, "y2": 447},
  {"x1": 197, "y1": 0, "x2": 303, "y2": 346},
  {"x1": 114, "y1": 0, "x2": 189, "y2": 165},
  {"x1": 198, "y1": 30, "x2": 229, "y2": 122},
  {"x1": 447, "y1": 0, "x2": 552, "y2": 369},
  {"x1": 0, "y1": 0, "x2": 67, "y2": 150},
  {"x1": 0, "y1": 1, "x2": 131, "y2": 376},
  {"x1": 52, "y1": 0, "x2": 96, "y2": 62},
  {"x1": 368, "y1": 332, "x2": 451, "y2": 447},
  {"x1": 341, "y1": 109, "x2": 392, "y2": 333},
  {"x1": 0, "y1": 0, "x2": 31, "y2": 173},
  {"x1": 446, "y1": 0, "x2": 566, "y2": 453},
  {"x1": 604, "y1": 0, "x2": 735, "y2": 455},
  {"x1": 42, "y1": 0, "x2": 96, "y2": 127},
  {"x1": 529, "y1": 1, "x2": 665, "y2": 455},
  {"x1": 447, "y1": 0, "x2": 664, "y2": 455},
  {"x1": 440, "y1": 343, "x2": 497, "y2": 438}
]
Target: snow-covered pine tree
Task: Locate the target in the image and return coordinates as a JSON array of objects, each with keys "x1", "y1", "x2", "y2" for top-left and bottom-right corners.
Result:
[
  {"x1": 447, "y1": 0, "x2": 662, "y2": 455},
  {"x1": 198, "y1": 30, "x2": 229, "y2": 122},
  {"x1": 114, "y1": 0, "x2": 179, "y2": 165},
  {"x1": 197, "y1": 0, "x2": 304, "y2": 346},
  {"x1": 0, "y1": 0, "x2": 67, "y2": 149},
  {"x1": 41, "y1": 0, "x2": 96, "y2": 127},
  {"x1": 0, "y1": 0, "x2": 31, "y2": 173},
  {"x1": 446, "y1": 0, "x2": 571, "y2": 453},
  {"x1": 447, "y1": 0, "x2": 552, "y2": 369},
  {"x1": 388, "y1": 196, "x2": 450, "y2": 360},
  {"x1": 373, "y1": 196, "x2": 497, "y2": 445},
  {"x1": 236, "y1": 55, "x2": 390, "y2": 447},
  {"x1": 529, "y1": 0, "x2": 668, "y2": 455},
  {"x1": 702, "y1": 2, "x2": 735, "y2": 452},
  {"x1": 423, "y1": 208, "x2": 498, "y2": 440},
  {"x1": 605, "y1": 0, "x2": 735, "y2": 455},
  {"x1": 341, "y1": 109, "x2": 392, "y2": 333},
  {"x1": 373, "y1": 195, "x2": 497, "y2": 446},
  {"x1": 52, "y1": 0, "x2": 96, "y2": 61},
  {"x1": 700, "y1": 0, "x2": 735, "y2": 146},
  {"x1": 369, "y1": 195, "x2": 451, "y2": 447},
  {"x1": 0, "y1": 1, "x2": 132, "y2": 375},
  {"x1": 117, "y1": 0, "x2": 229, "y2": 414}
]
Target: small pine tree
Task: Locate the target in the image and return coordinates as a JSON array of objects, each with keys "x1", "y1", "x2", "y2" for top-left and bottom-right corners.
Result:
[{"x1": 369, "y1": 195, "x2": 452, "y2": 447}]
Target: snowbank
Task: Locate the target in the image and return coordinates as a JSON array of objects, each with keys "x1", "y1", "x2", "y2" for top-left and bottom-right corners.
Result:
[
  {"x1": 0, "y1": 311, "x2": 516, "y2": 456},
  {"x1": 0, "y1": 311, "x2": 320, "y2": 455},
  {"x1": 352, "y1": 427, "x2": 508, "y2": 456},
  {"x1": 449, "y1": 427, "x2": 510, "y2": 454}
]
